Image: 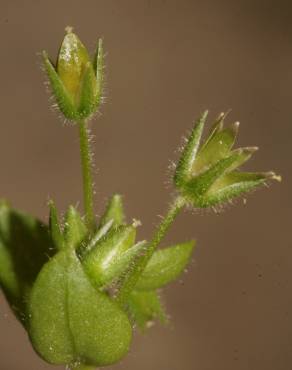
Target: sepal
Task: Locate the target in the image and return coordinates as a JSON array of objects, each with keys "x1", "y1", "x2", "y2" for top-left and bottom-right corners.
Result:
[
  {"x1": 174, "y1": 111, "x2": 207, "y2": 187},
  {"x1": 93, "y1": 38, "x2": 104, "y2": 105},
  {"x1": 196, "y1": 171, "x2": 278, "y2": 207},
  {"x1": 99, "y1": 194, "x2": 125, "y2": 228},
  {"x1": 48, "y1": 200, "x2": 64, "y2": 250},
  {"x1": 77, "y1": 62, "x2": 98, "y2": 119},
  {"x1": 42, "y1": 51, "x2": 77, "y2": 120},
  {"x1": 82, "y1": 224, "x2": 139, "y2": 287},
  {"x1": 64, "y1": 206, "x2": 87, "y2": 249}
]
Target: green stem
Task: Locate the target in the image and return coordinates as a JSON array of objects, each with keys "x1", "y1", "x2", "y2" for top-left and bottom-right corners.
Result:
[
  {"x1": 116, "y1": 196, "x2": 185, "y2": 305},
  {"x1": 78, "y1": 119, "x2": 95, "y2": 231}
]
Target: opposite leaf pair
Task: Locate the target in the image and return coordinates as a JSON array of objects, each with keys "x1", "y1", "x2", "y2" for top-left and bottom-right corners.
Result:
[{"x1": 0, "y1": 195, "x2": 194, "y2": 368}]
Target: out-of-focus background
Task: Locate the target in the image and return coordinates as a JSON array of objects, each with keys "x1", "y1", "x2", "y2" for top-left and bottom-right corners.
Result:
[{"x1": 0, "y1": 1, "x2": 291, "y2": 369}]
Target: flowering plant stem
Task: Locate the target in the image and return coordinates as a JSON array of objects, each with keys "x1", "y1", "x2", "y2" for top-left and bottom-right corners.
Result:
[
  {"x1": 78, "y1": 119, "x2": 95, "y2": 231},
  {"x1": 0, "y1": 27, "x2": 280, "y2": 370},
  {"x1": 117, "y1": 195, "x2": 186, "y2": 306}
]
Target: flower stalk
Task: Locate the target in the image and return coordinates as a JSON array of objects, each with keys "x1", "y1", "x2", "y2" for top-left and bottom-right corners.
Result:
[
  {"x1": 78, "y1": 119, "x2": 95, "y2": 231},
  {"x1": 116, "y1": 196, "x2": 186, "y2": 306}
]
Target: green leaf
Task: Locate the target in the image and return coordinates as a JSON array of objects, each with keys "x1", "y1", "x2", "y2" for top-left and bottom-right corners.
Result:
[
  {"x1": 99, "y1": 194, "x2": 125, "y2": 228},
  {"x1": 0, "y1": 202, "x2": 53, "y2": 322},
  {"x1": 135, "y1": 240, "x2": 195, "y2": 290},
  {"x1": 48, "y1": 200, "x2": 64, "y2": 250},
  {"x1": 77, "y1": 62, "x2": 98, "y2": 118},
  {"x1": 127, "y1": 290, "x2": 167, "y2": 330},
  {"x1": 64, "y1": 206, "x2": 88, "y2": 249},
  {"x1": 82, "y1": 225, "x2": 137, "y2": 287},
  {"x1": 28, "y1": 249, "x2": 132, "y2": 366},
  {"x1": 42, "y1": 51, "x2": 77, "y2": 120},
  {"x1": 174, "y1": 111, "x2": 208, "y2": 187}
]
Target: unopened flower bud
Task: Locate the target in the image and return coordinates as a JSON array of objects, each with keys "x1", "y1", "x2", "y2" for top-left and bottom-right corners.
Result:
[{"x1": 42, "y1": 27, "x2": 104, "y2": 121}]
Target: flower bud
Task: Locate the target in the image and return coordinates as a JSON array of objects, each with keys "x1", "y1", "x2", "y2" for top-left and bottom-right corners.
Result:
[
  {"x1": 42, "y1": 27, "x2": 104, "y2": 121},
  {"x1": 82, "y1": 223, "x2": 145, "y2": 287},
  {"x1": 174, "y1": 111, "x2": 281, "y2": 208}
]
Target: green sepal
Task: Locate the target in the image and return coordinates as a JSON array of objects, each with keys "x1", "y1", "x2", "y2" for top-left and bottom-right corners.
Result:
[
  {"x1": 42, "y1": 51, "x2": 78, "y2": 120},
  {"x1": 202, "y1": 111, "x2": 226, "y2": 146},
  {"x1": 135, "y1": 240, "x2": 195, "y2": 290},
  {"x1": 78, "y1": 219, "x2": 113, "y2": 258},
  {"x1": 93, "y1": 38, "x2": 104, "y2": 105},
  {"x1": 57, "y1": 28, "x2": 90, "y2": 101},
  {"x1": 197, "y1": 171, "x2": 275, "y2": 207},
  {"x1": 174, "y1": 111, "x2": 208, "y2": 187},
  {"x1": 77, "y1": 62, "x2": 98, "y2": 118},
  {"x1": 99, "y1": 194, "x2": 125, "y2": 228},
  {"x1": 127, "y1": 290, "x2": 167, "y2": 331},
  {"x1": 184, "y1": 151, "x2": 244, "y2": 200},
  {"x1": 225, "y1": 147, "x2": 258, "y2": 173},
  {"x1": 64, "y1": 206, "x2": 88, "y2": 249},
  {"x1": 48, "y1": 200, "x2": 64, "y2": 250},
  {"x1": 87, "y1": 240, "x2": 146, "y2": 288},
  {"x1": 0, "y1": 202, "x2": 53, "y2": 323},
  {"x1": 192, "y1": 121, "x2": 239, "y2": 174},
  {"x1": 82, "y1": 225, "x2": 137, "y2": 287},
  {"x1": 28, "y1": 249, "x2": 132, "y2": 366}
]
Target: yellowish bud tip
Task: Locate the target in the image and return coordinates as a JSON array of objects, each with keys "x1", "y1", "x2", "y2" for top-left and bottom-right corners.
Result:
[
  {"x1": 65, "y1": 26, "x2": 73, "y2": 34},
  {"x1": 265, "y1": 171, "x2": 282, "y2": 182},
  {"x1": 245, "y1": 146, "x2": 259, "y2": 153},
  {"x1": 132, "y1": 219, "x2": 142, "y2": 228},
  {"x1": 272, "y1": 174, "x2": 282, "y2": 182}
]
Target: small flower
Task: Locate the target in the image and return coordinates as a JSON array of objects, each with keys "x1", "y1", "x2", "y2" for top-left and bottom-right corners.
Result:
[
  {"x1": 174, "y1": 111, "x2": 281, "y2": 208},
  {"x1": 42, "y1": 26, "x2": 104, "y2": 121}
]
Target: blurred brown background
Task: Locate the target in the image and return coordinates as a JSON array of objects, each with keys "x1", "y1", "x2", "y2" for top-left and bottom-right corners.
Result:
[{"x1": 0, "y1": 1, "x2": 291, "y2": 369}]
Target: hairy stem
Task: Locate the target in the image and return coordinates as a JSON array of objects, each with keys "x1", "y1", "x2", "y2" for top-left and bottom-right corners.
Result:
[
  {"x1": 78, "y1": 120, "x2": 95, "y2": 231},
  {"x1": 116, "y1": 196, "x2": 186, "y2": 305}
]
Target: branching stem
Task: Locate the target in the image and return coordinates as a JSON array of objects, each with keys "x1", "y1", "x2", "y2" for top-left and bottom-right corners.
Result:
[
  {"x1": 78, "y1": 119, "x2": 95, "y2": 231},
  {"x1": 116, "y1": 196, "x2": 186, "y2": 305}
]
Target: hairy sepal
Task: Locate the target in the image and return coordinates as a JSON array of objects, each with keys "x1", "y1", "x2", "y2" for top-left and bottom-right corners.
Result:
[
  {"x1": 42, "y1": 51, "x2": 78, "y2": 120},
  {"x1": 174, "y1": 111, "x2": 208, "y2": 188}
]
